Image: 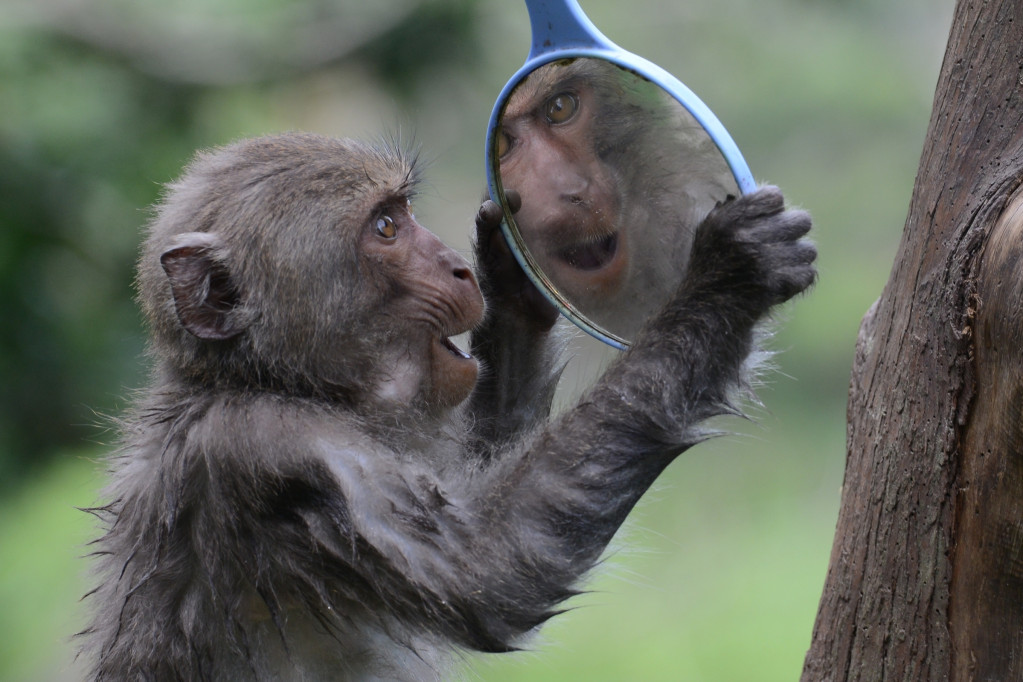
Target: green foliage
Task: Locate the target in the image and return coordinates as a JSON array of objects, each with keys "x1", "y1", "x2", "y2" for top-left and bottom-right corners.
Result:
[
  {"x1": 0, "y1": 0, "x2": 482, "y2": 483},
  {"x1": 0, "y1": 31, "x2": 199, "y2": 481},
  {"x1": 0, "y1": 454, "x2": 97, "y2": 681},
  {"x1": 355, "y1": 0, "x2": 482, "y2": 97}
]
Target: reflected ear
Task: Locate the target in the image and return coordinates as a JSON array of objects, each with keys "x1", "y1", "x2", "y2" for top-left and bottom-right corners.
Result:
[{"x1": 160, "y1": 232, "x2": 245, "y2": 340}]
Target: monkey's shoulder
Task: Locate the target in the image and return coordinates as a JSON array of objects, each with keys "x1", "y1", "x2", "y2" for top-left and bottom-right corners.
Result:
[{"x1": 112, "y1": 391, "x2": 439, "y2": 507}]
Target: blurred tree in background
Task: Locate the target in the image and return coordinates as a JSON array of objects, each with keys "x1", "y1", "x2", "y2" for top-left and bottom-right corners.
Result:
[
  {"x1": 0, "y1": 0, "x2": 483, "y2": 484},
  {"x1": 0, "y1": 0, "x2": 956, "y2": 680}
]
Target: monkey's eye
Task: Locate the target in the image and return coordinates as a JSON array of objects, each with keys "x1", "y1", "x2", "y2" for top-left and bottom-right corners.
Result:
[
  {"x1": 375, "y1": 215, "x2": 398, "y2": 240},
  {"x1": 544, "y1": 93, "x2": 578, "y2": 124}
]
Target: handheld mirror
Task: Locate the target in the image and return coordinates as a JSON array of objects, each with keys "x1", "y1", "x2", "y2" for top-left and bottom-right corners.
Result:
[{"x1": 485, "y1": 0, "x2": 755, "y2": 348}]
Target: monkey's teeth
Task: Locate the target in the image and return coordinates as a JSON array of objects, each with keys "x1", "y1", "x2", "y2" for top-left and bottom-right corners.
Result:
[{"x1": 442, "y1": 336, "x2": 472, "y2": 360}]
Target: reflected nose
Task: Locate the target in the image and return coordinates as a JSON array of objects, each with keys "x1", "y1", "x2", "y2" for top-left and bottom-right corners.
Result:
[
  {"x1": 526, "y1": 140, "x2": 593, "y2": 204},
  {"x1": 558, "y1": 174, "x2": 591, "y2": 205},
  {"x1": 552, "y1": 170, "x2": 595, "y2": 207}
]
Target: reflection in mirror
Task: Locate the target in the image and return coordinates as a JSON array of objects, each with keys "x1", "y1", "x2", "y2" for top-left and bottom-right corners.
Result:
[{"x1": 494, "y1": 58, "x2": 739, "y2": 343}]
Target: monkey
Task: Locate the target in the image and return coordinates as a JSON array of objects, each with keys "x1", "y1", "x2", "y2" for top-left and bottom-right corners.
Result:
[
  {"x1": 80, "y1": 131, "x2": 815, "y2": 681},
  {"x1": 495, "y1": 58, "x2": 740, "y2": 338}
]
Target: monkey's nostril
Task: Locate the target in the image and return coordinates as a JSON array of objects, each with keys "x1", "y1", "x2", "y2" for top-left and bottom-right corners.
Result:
[{"x1": 453, "y1": 266, "x2": 472, "y2": 281}]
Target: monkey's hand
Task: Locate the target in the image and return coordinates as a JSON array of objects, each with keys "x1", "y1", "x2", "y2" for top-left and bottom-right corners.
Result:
[
  {"x1": 682, "y1": 185, "x2": 816, "y2": 318},
  {"x1": 473, "y1": 190, "x2": 560, "y2": 333},
  {"x1": 622, "y1": 185, "x2": 814, "y2": 422},
  {"x1": 467, "y1": 191, "x2": 564, "y2": 456}
]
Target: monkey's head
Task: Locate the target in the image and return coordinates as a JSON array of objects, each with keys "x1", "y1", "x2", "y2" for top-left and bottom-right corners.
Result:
[
  {"x1": 138, "y1": 134, "x2": 485, "y2": 411},
  {"x1": 496, "y1": 59, "x2": 629, "y2": 301}
]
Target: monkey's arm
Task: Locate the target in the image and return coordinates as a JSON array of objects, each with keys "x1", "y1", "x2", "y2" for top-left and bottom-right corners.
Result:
[
  {"x1": 465, "y1": 193, "x2": 564, "y2": 456},
  {"x1": 287, "y1": 187, "x2": 814, "y2": 651},
  {"x1": 456, "y1": 187, "x2": 817, "y2": 637}
]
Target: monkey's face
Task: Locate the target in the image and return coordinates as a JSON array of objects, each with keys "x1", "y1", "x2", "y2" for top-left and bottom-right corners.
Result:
[
  {"x1": 145, "y1": 135, "x2": 484, "y2": 411},
  {"x1": 496, "y1": 63, "x2": 627, "y2": 304},
  {"x1": 359, "y1": 200, "x2": 485, "y2": 410}
]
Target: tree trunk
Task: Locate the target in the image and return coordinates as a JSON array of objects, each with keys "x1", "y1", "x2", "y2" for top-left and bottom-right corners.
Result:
[
  {"x1": 951, "y1": 186, "x2": 1023, "y2": 681},
  {"x1": 801, "y1": 2, "x2": 1023, "y2": 680}
]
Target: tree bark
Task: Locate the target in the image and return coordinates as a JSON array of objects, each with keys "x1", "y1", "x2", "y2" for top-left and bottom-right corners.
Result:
[
  {"x1": 951, "y1": 186, "x2": 1023, "y2": 681},
  {"x1": 801, "y1": 1, "x2": 1023, "y2": 680}
]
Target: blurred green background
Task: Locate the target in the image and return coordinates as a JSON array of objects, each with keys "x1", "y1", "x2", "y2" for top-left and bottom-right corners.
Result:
[{"x1": 0, "y1": 0, "x2": 954, "y2": 679}]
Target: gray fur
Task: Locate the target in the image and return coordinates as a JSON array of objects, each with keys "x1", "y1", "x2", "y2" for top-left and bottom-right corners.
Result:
[{"x1": 81, "y1": 132, "x2": 815, "y2": 681}]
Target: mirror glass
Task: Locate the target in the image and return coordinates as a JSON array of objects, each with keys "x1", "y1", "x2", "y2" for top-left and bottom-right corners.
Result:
[{"x1": 491, "y1": 58, "x2": 740, "y2": 344}]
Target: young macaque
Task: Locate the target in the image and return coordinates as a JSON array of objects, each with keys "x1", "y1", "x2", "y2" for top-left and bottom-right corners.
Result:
[{"x1": 82, "y1": 132, "x2": 815, "y2": 681}]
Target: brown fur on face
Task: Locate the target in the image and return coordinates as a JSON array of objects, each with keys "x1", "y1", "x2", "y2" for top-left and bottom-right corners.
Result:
[{"x1": 358, "y1": 195, "x2": 484, "y2": 408}]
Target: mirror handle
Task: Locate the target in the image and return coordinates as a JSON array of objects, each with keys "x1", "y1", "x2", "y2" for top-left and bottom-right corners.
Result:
[{"x1": 524, "y1": 0, "x2": 616, "y2": 59}]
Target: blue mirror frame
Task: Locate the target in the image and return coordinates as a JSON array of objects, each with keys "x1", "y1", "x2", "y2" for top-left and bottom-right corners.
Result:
[{"x1": 485, "y1": 0, "x2": 755, "y2": 349}]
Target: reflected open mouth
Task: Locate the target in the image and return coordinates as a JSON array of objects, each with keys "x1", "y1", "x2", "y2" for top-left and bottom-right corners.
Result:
[{"x1": 557, "y1": 232, "x2": 619, "y2": 271}]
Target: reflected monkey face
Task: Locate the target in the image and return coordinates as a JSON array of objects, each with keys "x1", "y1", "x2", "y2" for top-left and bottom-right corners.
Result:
[
  {"x1": 493, "y1": 58, "x2": 741, "y2": 342},
  {"x1": 496, "y1": 60, "x2": 628, "y2": 300}
]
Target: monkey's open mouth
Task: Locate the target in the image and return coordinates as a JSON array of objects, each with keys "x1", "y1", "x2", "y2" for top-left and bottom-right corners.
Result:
[
  {"x1": 440, "y1": 335, "x2": 472, "y2": 360},
  {"x1": 430, "y1": 331, "x2": 479, "y2": 408},
  {"x1": 557, "y1": 232, "x2": 619, "y2": 271}
]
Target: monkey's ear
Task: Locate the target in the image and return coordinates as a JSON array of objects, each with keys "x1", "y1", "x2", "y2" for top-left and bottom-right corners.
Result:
[{"x1": 160, "y1": 232, "x2": 245, "y2": 341}]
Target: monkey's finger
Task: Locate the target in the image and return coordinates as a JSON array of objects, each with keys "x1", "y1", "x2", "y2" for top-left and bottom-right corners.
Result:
[
  {"x1": 720, "y1": 185, "x2": 786, "y2": 223},
  {"x1": 475, "y1": 190, "x2": 523, "y2": 238},
  {"x1": 476, "y1": 200, "x2": 504, "y2": 232},
  {"x1": 765, "y1": 263, "x2": 818, "y2": 303},
  {"x1": 701, "y1": 186, "x2": 785, "y2": 238},
  {"x1": 742, "y1": 209, "x2": 813, "y2": 244},
  {"x1": 763, "y1": 239, "x2": 818, "y2": 269},
  {"x1": 504, "y1": 189, "x2": 522, "y2": 214}
]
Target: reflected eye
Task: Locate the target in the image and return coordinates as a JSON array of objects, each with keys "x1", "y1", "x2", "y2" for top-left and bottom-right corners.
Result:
[
  {"x1": 496, "y1": 129, "x2": 513, "y2": 158},
  {"x1": 544, "y1": 93, "x2": 578, "y2": 124},
  {"x1": 375, "y1": 215, "x2": 397, "y2": 239}
]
